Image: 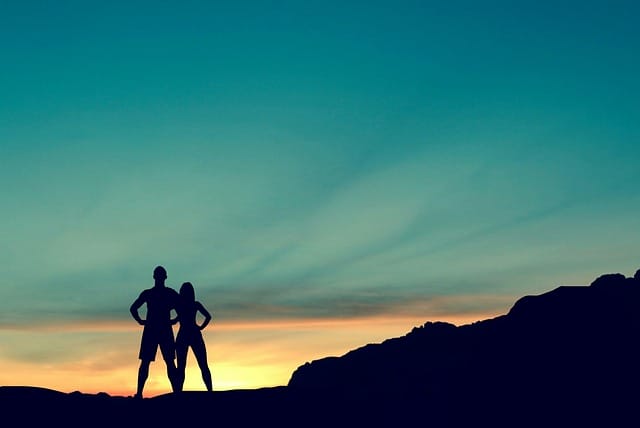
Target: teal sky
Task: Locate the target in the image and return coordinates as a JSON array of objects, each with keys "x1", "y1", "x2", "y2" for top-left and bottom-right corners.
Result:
[{"x1": 2, "y1": 0, "x2": 639, "y2": 329}]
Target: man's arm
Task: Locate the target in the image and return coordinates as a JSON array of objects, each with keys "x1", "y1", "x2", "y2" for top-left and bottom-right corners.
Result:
[
  {"x1": 130, "y1": 292, "x2": 146, "y2": 325},
  {"x1": 170, "y1": 311, "x2": 179, "y2": 325},
  {"x1": 169, "y1": 288, "x2": 180, "y2": 325},
  {"x1": 196, "y1": 301, "x2": 212, "y2": 330}
]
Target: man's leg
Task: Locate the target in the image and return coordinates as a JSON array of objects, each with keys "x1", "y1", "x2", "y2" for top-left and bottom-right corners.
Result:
[
  {"x1": 159, "y1": 328, "x2": 178, "y2": 392},
  {"x1": 136, "y1": 359, "x2": 151, "y2": 398},
  {"x1": 164, "y1": 356, "x2": 179, "y2": 392}
]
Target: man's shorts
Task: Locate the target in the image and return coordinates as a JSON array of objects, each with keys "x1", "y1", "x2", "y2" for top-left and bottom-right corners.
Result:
[{"x1": 139, "y1": 325, "x2": 175, "y2": 361}]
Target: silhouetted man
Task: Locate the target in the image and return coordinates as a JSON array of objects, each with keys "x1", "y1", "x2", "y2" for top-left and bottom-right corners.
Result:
[{"x1": 130, "y1": 265, "x2": 180, "y2": 398}]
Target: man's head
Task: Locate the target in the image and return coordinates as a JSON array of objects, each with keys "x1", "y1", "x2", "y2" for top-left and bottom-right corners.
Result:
[{"x1": 153, "y1": 266, "x2": 167, "y2": 281}]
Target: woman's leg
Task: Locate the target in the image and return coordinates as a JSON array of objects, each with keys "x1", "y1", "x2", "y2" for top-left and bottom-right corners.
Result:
[
  {"x1": 175, "y1": 333, "x2": 188, "y2": 392},
  {"x1": 192, "y1": 334, "x2": 212, "y2": 391}
]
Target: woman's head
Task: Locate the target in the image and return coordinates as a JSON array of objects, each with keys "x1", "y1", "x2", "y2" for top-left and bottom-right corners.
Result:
[{"x1": 180, "y1": 282, "x2": 195, "y2": 301}]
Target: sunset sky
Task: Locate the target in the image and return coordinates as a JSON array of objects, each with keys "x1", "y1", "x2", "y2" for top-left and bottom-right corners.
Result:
[{"x1": 1, "y1": 1, "x2": 639, "y2": 397}]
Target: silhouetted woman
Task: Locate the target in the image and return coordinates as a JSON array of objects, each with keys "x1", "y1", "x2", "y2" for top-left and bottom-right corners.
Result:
[{"x1": 175, "y1": 281, "x2": 213, "y2": 392}]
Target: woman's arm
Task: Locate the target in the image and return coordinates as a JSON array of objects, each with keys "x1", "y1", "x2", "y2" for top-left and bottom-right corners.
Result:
[{"x1": 196, "y1": 301, "x2": 212, "y2": 330}]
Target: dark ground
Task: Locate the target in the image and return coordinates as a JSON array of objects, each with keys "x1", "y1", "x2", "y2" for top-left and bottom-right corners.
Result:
[{"x1": 0, "y1": 384, "x2": 635, "y2": 428}]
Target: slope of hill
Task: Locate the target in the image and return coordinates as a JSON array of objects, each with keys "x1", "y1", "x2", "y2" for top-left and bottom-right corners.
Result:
[{"x1": 288, "y1": 271, "x2": 640, "y2": 425}]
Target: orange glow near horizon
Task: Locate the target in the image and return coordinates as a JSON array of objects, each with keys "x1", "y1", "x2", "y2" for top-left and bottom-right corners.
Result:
[{"x1": 0, "y1": 309, "x2": 507, "y2": 397}]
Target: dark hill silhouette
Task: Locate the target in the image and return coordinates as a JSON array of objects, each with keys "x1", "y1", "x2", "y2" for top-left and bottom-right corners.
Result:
[
  {"x1": 2, "y1": 270, "x2": 640, "y2": 427},
  {"x1": 288, "y1": 271, "x2": 640, "y2": 426}
]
